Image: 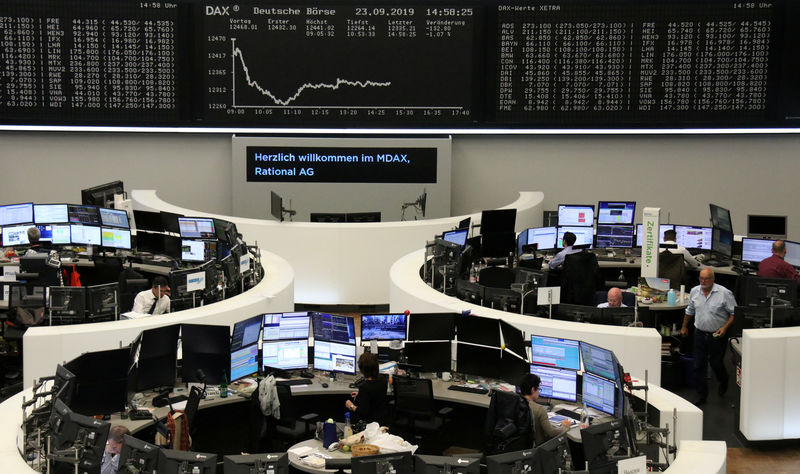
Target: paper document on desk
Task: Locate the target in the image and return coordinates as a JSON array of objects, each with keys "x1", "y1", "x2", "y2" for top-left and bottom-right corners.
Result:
[
  {"x1": 288, "y1": 446, "x2": 315, "y2": 457},
  {"x1": 548, "y1": 414, "x2": 578, "y2": 427}
]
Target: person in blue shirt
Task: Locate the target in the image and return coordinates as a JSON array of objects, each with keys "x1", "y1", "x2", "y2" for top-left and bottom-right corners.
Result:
[
  {"x1": 680, "y1": 268, "x2": 736, "y2": 406},
  {"x1": 548, "y1": 231, "x2": 580, "y2": 270}
]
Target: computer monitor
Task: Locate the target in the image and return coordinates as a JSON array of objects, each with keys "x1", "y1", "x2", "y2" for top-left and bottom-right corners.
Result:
[
  {"x1": 784, "y1": 240, "x2": 800, "y2": 267},
  {"x1": 486, "y1": 449, "x2": 542, "y2": 474},
  {"x1": 455, "y1": 279, "x2": 483, "y2": 305},
  {"x1": 481, "y1": 231, "x2": 516, "y2": 258},
  {"x1": 456, "y1": 343, "x2": 501, "y2": 378},
  {"x1": 580, "y1": 341, "x2": 617, "y2": 380},
  {"x1": 602, "y1": 306, "x2": 644, "y2": 327},
  {"x1": 262, "y1": 339, "x2": 309, "y2": 372},
  {"x1": 128, "y1": 324, "x2": 180, "y2": 391},
  {"x1": 555, "y1": 304, "x2": 602, "y2": 324},
  {"x1": 597, "y1": 201, "x2": 635, "y2": 225},
  {"x1": 118, "y1": 435, "x2": 160, "y2": 474},
  {"x1": 313, "y1": 340, "x2": 356, "y2": 375},
  {"x1": 530, "y1": 335, "x2": 581, "y2": 371},
  {"x1": 535, "y1": 433, "x2": 572, "y2": 474},
  {"x1": 37, "y1": 224, "x2": 71, "y2": 245},
  {"x1": 101, "y1": 227, "x2": 131, "y2": 250},
  {"x1": 219, "y1": 254, "x2": 240, "y2": 285},
  {"x1": 480, "y1": 209, "x2": 517, "y2": 234},
  {"x1": 347, "y1": 211, "x2": 381, "y2": 223},
  {"x1": 231, "y1": 315, "x2": 263, "y2": 351},
  {"x1": 224, "y1": 454, "x2": 289, "y2": 474},
  {"x1": 34, "y1": 204, "x2": 69, "y2": 224},
  {"x1": 456, "y1": 315, "x2": 501, "y2": 347},
  {"x1": 499, "y1": 320, "x2": 526, "y2": 360},
  {"x1": 748, "y1": 215, "x2": 787, "y2": 239},
  {"x1": 48, "y1": 287, "x2": 86, "y2": 325},
  {"x1": 734, "y1": 306, "x2": 800, "y2": 333},
  {"x1": 49, "y1": 399, "x2": 110, "y2": 473},
  {"x1": 674, "y1": 225, "x2": 712, "y2": 250},
  {"x1": 0, "y1": 202, "x2": 33, "y2": 226},
  {"x1": 231, "y1": 344, "x2": 259, "y2": 382},
  {"x1": 711, "y1": 227, "x2": 733, "y2": 259},
  {"x1": 85, "y1": 283, "x2": 119, "y2": 321},
  {"x1": 53, "y1": 364, "x2": 77, "y2": 407},
  {"x1": 360, "y1": 313, "x2": 407, "y2": 341},
  {"x1": 351, "y1": 452, "x2": 413, "y2": 474},
  {"x1": 556, "y1": 226, "x2": 594, "y2": 248},
  {"x1": 270, "y1": 191, "x2": 283, "y2": 221},
  {"x1": 415, "y1": 455, "x2": 480, "y2": 474},
  {"x1": 582, "y1": 372, "x2": 618, "y2": 416},
  {"x1": 709, "y1": 203, "x2": 733, "y2": 232},
  {"x1": 181, "y1": 239, "x2": 217, "y2": 262},
  {"x1": 2, "y1": 224, "x2": 32, "y2": 246},
  {"x1": 64, "y1": 347, "x2": 129, "y2": 415},
  {"x1": 636, "y1": 224, "x2": 673, "y2": 246},
  {"x1": 594, "y1": 224, "x2": 634, "y2": 249},
  {"x1": 70, "y1": 224, "x2": 102, "y2": 246},
  {"x1": 181, "y1": 324, "x2": 230, "y2": 384},
  {"x1": 262, "y1": 312, "x2": 310, "y2": 341},
  {"x1": 580, "y1": 418, "x2": 629, "y2": 471},
  {"x1": 311, "y1": 312, "x2": 356, "y2": 344},
  {"x1": 557, "y1": 204, "x2": 594, "y2": 227},
  {"x1": 81, "y1": 181, "x2": 125, "y2": 208},
  {"x1": 741, "y1": 275, "x2": 797, "y2": 307},
  {"x1": 99, "y1": 208, "x2": 130, "y2": 229},
  {"x1": 402, "y1": 341, "x2": 451, "y2": 373},
  {"x1": 67, "y1": 204, "x2": 100, "y2": 225},
  {"x1": 178, "y1": 217, "x2": 216, "y2": 239},
  {"x1": 527, "y1": 226, "x2": 558, "y2": 252},
  {"x1": 310, "y1": 212, "x2": 347, "y2": 223},
  {"x1": 483, "y1": 286, "x2": 522, "y2": 313},
  {"x1": 443, "y1": 228, "x2": 469, "y2": 248},
  {"x1": 407, "y1": 312, "x2": 456, "y2": 341},
  {"x1": 529, "y1": 364, "x2": 578, "y2": 403},
  {"x1": 213, "y1": 218, "x2": 239, "y2": 245},
  {"x1": 132, "y1": 210, "x2": 164, "y2": 232},
  {"x1": 157, "y1": 449, "x2": 216, "y2": 474},
  {"x1": 741, "y1": 237, "x2": 775, "y2": 264},
  {"x1": 160, "y1": 211, "x2": 182, "y2": 234},
  {"x1": 498, "y1": 352, "x2": 531, "y2": 384}
]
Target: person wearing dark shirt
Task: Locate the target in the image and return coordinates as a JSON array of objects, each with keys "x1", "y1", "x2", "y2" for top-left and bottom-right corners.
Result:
[
  {"x1": 345, "y1": 353, "x2": 388, "y2": 425},
  {"x1": 757, "y1": 240, "x2": 800, "y2": 285}
]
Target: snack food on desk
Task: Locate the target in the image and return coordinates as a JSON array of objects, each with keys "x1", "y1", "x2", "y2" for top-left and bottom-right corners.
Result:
[{"x1": 351, "y1": 444, "x2": 380, "y2": 457}]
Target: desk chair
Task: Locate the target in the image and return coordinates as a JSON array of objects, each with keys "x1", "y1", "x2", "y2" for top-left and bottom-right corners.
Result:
[
  {"x1": 391, "y1": 376, "x2": 453, "y2": 450},
  {"x1": 267, "y1": 384, "x2": 319, "y2": 450},
  {"x1": 484, "y1": 390, "x2": 533, "y2": 455},
  {"x1": 658, "y1": 250, "x2": 686, "y2": 290},
  {"x1": 19, "y1": 254, "x2": 60, "y2": 288},
  {"x1": 561, "y1": 251, "x2": 602, "y2": 306},
  {"x1": 118, "y1": 265, "x2": 148, "y2": 313},
  {"x1": 91, "y1": 255, "x2": 124, "y2": 285}
]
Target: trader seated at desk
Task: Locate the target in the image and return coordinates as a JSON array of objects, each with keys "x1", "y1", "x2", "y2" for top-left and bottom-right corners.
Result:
[
  {"x1": 519, "y1": 373, "x2": 572, "y2": 445},
  {"x1": 757, "y1": 240, "x2": 800, "y2": 285},
  {"x1": 131, "y1": 276, "x2": 171, "y2": 316},
  {"x1": 597, "y1": 287, "x2": 627, "y2": 308},
  {"x1": 548, "y1": 232, "x2": 580, "y2": 270},
  {"x1": 24, "y1": 227, "x2": 52, "y2": 255},
  {"x1": 345, "y1": 353, "x2": 389, "y2": 425},
  {"x1": 662, "y1": 229, "x2": 701, "y2": 270}
]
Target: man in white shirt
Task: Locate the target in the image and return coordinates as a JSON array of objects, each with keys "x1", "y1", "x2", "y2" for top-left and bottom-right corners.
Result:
[
  {"x1": 597, "y1": 287, "x2": 627, "y2": 308},
  {"x1": 131, "y1": 276, "x2": 171, "y2": 315},
  {"x1": 663, "y1": 229, "x2": 701, "y2": 270}
]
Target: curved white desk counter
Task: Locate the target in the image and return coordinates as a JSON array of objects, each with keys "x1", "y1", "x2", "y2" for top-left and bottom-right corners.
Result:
[
  {"x1": 131, "y1": 190, "x2": 544, "y2": 305},
  {"x1": 21, "y1": 249, "x2": 294, "y2": 388}
]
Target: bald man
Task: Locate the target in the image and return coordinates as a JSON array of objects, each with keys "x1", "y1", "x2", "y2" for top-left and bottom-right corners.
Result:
[
  {"x1": 597, "y1": 287, "x2": 627, "y2": 308},
  {"x1": 681, "y1": 268, "x2": 736, "y2": 406},
  {"x1": 757, "y1": 240, "x2": 800, "y2": 285}
]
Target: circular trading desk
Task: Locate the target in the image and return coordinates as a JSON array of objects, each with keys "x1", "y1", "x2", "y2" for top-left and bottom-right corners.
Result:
[{"x1": 131, "y1": 190, "x2": 544, "y2": 305}]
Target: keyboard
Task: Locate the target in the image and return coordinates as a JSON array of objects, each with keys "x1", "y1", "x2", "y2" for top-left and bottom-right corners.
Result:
[
  {"x1": 555, "y1": 408, "x2": 581, "y2": 420},
  {"x1": 276, "y1": 378, "x2": 313, "y2": 386},
  {"x1": 448, "y1": 385, "x2": 489, "y2": 395},
  {"x1": 128, "y1": 409, "x2": 153, "y2": 421},
  {"x1": 596, "y1": 255, "x2": 626, "y2": 262}
]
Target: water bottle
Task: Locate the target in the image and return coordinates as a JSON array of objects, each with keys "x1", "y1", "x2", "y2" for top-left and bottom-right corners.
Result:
[
  {"x1": 667, "y1": 289, "x2": 677, "y2": 306},
  {"x1": 617, "y1": 270, "x2": 626, "y2": 282},
  {"x1": 344, "y1": 412, "x2": 353, "y2": 438},
  {"x1": 469, "y1": 264, "x2": 476, "y2": 283},
  {"x1": 220, "y1": 371, "x2": 228, "y2": 398}
]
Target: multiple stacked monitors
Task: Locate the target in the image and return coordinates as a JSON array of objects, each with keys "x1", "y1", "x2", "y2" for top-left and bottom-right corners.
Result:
[
  {"x1": 582, "y1": 372, "x2": 617, "y2": 416},
  {"x1": 311, "y1": 312, "x2": 356, "y2": 344},
  {"x1": 101, "y1": 227, "x2": 131, "y2": 249},
  {"x1": 0, "y1": 202, "x2": 33, "y2": 226},
  {"x1": 177, "y1": 217, "x2": 216, "y2": 239},
  {"x1": 99, "y1": 208, "x2": 130, "y2": 228},
  {"x1": 262, "y1": 312, "x2": 310, "y2": 341},
  {"x1": 579, "y1": 342, "x2": 617, "y2": 381},
  {"x1": 403, "y1": 341, "x2": 452, "y2": 373},
  {"x1": 712, "y1": 227, "x2": 734, "y2": 259},
  {"x1": 557, "y1": 205, "x2": 594, "y2": 227},
  {"x1": 530, "y1": 336, "x2": 581, "y2": 371},
  {"x1": 709, "y1": 204, "x2": 733, "y2": 232},
  {"x1": 408, "y1": 313, "x2": 456, "y2": 341},
  {"x1": 313, "y1": 340, "x2": 356, "y2": 375},
  {"x1": 597, "y1": 202, "x2": 635, "y2": 225},
  {"x1": 263, "y1": 339, "x2": 309, "y2": 371},
  {"x1": 529, "y1": 365, "x2": 578, "y2": 402},
  {"x1": 34, "y1": 204, "x2": 68, "y2": 224},
  {"x1": 231, "y1": 345, "x2": 259, "y2": 382},
  {"x1": 361, "y1": 313, "x2": 407, "y2": 340},
  {"x1": 594, "y1": 224, "x2": 634, "y2": 249}
]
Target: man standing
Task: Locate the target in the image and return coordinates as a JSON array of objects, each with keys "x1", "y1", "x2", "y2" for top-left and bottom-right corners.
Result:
[
  {"x1": 131, "y1": 276, "x2": 171, "y2": 315},
  {"x1": 681, "y1": 268, "x2": 735, "y2": 406},
  {"x1": 757, "y1": 240, "x2": 800, "y2": 285}
]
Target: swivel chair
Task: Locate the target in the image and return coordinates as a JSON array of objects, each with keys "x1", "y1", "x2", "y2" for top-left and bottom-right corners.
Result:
[
  {"x1": 267, "y1": 384, "x2": 319, "y2": 450},
  {"x1": 391, "y1": 376, "x2": 453, "y2": 451},
  {"x1": 484, "y1": 390, "x2": 533, "y2": 455},
  {"x1": 658, "y1": 250, "x2": 686, "y2": 290},
  {"x1": 560, "y1": 251, "x2": 602, "y2": 306}
]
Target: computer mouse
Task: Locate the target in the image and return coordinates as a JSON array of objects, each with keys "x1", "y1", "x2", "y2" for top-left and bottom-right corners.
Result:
[
  {"x1": 321, "y1": 383, "x2": 329, "y2": 388},
  {"x1": 349, "y1": 383, "x2": 357, "y2": 389}
]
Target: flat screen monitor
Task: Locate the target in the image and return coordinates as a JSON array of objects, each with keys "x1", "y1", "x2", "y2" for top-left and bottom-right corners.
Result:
[
  {"x1": 49, "y1": 286, "x2": 86, "y2": 324},
  {"x1": 2, "y1": 224, "x2": 31, "y2": 246},
  {"x1": 158, "y1": 449, "x2": 216, "y2": 474},
  {"x1": 85, "y1": 283, "x2": 119, "y2": 321},
  {"x1": 224, "y1": 454, "x2": 289, "y2": 474},
  {"x1": 480, "y1": 209, "x2": 517, "y2": 234},
  {"x1": 181, "y1": 239, "x2": 217, "y2": 262},
  {"x1": 347, "y1": 212, "x2": 381, "y2": 223},
  {"x1": 67, "y1": 204, "x2": 100, "y2": 225},
  {"x1": 456, "y1": 278, "x2": 484, "y2": 305},
  {"x1": 709, "y1": 204, "x2": 733, "y2": 232},
  {"x1": 64, "y1": 347, "x2": 129, "y2": 415},
  {"x1": 178, "y1": 217, "x2": 216, "y2": 240},
  {"x1": 313, "y1": 340, "x2": 356, "y2": 375},
  {"x1": 99, "y1": 208, "x2": 129, "y2": 229},
  {"x1": 37, "y1": 224, "x2": 71, "y2": 245},
  {"x1": 456, "y1": 343, "x2": 502, "y2": 378},
  {"x1": 402, "y1": 341, "x2": 451, "y2": 373},
  {"x1": 711, "y1": 227, "x2": 733, "y2": 259},
  {"x1": 498, "y1": 352, "x2": 531, "y2": 384},
  {"x1": 636, "y1": 224, "x2": 673, "y2": 246},
  {"x1": 481, "y1": 231, "x2": 516, "y2": 258},
  {"x1": 70, "y1": 224, "x2": 102, "y2": 246},
  {"x1": 351, "y1": 452, "x2": 413, "y2": 474},
  {"x1": 442, "y1": 228, "x2": 469, "y2": 248},
  {"x1": 81, "y1": 181, "x2": 124, "y2": 208},
  {"x1": 270, "y1": 191, "x2": 283, "y2": 221},
  {"x1": 535, "y1": 434, "x2": 572, "y2": 474},
  {"x1": 529, "y1": 364, "x2": 578, "y2": 402},
  {"x1": 213, "y1": 218, "x2": 238, "y2": 245},
  {"x1": 181, "y1": 324, "x2": 230, "y2": 384},
  {"x1": 674, "y1": 225, "x2": 712, "y2": 250},
  {"x1": 556, "y1": 226, "x2": 594, "y2": 248},
  {"x1": 581, "y1": 372, "x2": 618, "y2": 416},
  {"x1": 741, "y1": 275, "x2": 797, "y2": 307},
  {"x1": 499, "y1": 320, "x2": 526, "y2": 360},
  {"x1": 555, "y1": 303, "x2": 603, "y2": 324},
  {"x1": 53, "y1": 364, "x2": 77, "y2": 407},
  {"x1": 415, "y1": 455, "x2": 480, "y2": 474},
  {"x1": 557, "y1": 204, "x2": 594, "y2": 227},
  {"x1": 530, "y1": 335, "x2": 581, "y2": 371},
  {"x1": 734, "y1": 306, "x2": 800, "y2": 333},
  {"x1": 231, "y1": 344, "x2": 259, "y2": 382},
  {"x1": 101, "y1": 227, "x2": 131, "y2": 249},
  {"x1": 49, "y1": 399, "x2": 110, "y2": 473},
  {"x1": 262, "y1": 312, "x2": 310, "y2": 341},
  {"x1": 310, "y1": 212, "x2": 347, "y2": 223},
  {"x1": 526, "y1": 226, "x2": 558, "y2": 252},
  {"x1": 580, "y1": 342, "x2": 617, "y2": 381},
  {"x1": 784, "y1": 240, "x2": 800, "y2": 267},
  {"x1": 34, "y1": 204, "x2": 68, "y2": 224},
  {"x1": 594, "y1": 224, "x2": 634, "y2": 249},
  {"x1": 748, "y1": 215, "x2": 787, "y2": 239},
  {"x1": 456, "y1": 315, "x2": 501, "y2": 347},
  {"x1": 580, "y1": 418, "x2": 628, "y2": 470},
  {"x1": 311, "y1": 312, "x2": 356, "y2": 344},
  {"x1": 160, "y1": 211, "x2": 182, "y2": 234},
  {"x1": 129, "y1": 324, "x2": 180, "y2": 391},
  {"x1": 741, "y1": 237, "x2": 775, "y2": 264},
  {"x1": 360, "y1": 313, "x2": 407, "y2": 341},
  {"x1": 132, "y1": 210, "x2": 164, "y2": 232},
  {"x1": 231, "y1": 315, "x2": 263, "y2": 351},
  {"x1": 407, "y1": 312, "x2": 456, "y2": 341},
  {"x1": 486, "y1": 448, "x2": 539, "y2": 474},
  {"x1": 0, "y1": 202, "x2": 33, "y2": 226},
  {"x1": 262, "y1": 339, "x2": 309, "y2": 372},
  {"x1": 118, "y1": 435, "x2": 160, "y2": 474},
  {"x1": 597, "y1": 201, "x2": 635, "y2": 225}
]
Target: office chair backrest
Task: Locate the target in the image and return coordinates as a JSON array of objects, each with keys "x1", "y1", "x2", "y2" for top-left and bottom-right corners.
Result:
[
  {"x1": 19, "y1": 254, "x2": 60, "y2": 287},
  {"x1": 393, "y1": 376, "x2": 435, "y2": 418},
  {"x1": 273, "y1": 384, "x2": 299, "y2": 428},
  {"x1": 92, "y1": 255, "x2": 125, "y2": 285},
  {"x1": 658, "y1": 250, "x2": 685, "y2": 290},
  {"x1": 185, "y1": 385, "x2": 203, "y2": 433},
  {"x1": 561, "y1": 251, "x2": 602, "y2": 305},
  {"x1": 484, "y1": 390, "x2": 533, "y2": 454},
  {"x1": 479, "y1": 266, "x2": 515, "y2": 289}
]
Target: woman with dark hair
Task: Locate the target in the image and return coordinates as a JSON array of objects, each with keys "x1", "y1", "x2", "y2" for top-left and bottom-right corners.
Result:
[{"x1": 345, "y1": 353, "x2": 388, "y2": 424}]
